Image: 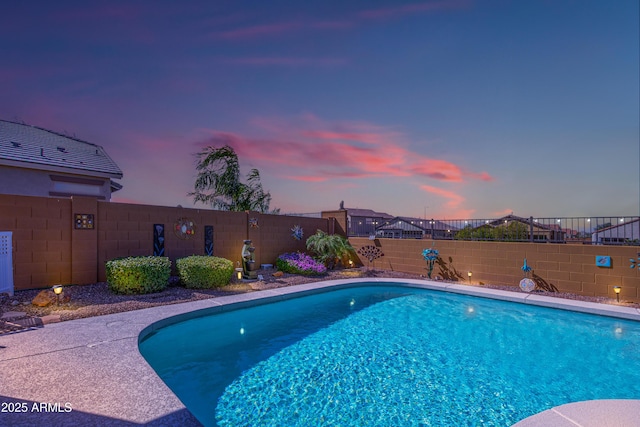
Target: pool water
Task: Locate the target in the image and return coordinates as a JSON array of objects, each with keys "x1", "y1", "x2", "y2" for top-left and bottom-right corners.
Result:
[{"x1": 138, "y1": 284, "x2": 640, "y2": 426}]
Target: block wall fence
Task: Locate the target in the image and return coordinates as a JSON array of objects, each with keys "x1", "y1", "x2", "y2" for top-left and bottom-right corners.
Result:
[
  {"x1": 0, "y1": 194, "x2": 331, "y2": 291},
  {"x1": 1, "y1": 193, "x2": 638, "y2": 303},
  {"x1": 349, "y1": 238, "x2": 640, "y2": 303}
]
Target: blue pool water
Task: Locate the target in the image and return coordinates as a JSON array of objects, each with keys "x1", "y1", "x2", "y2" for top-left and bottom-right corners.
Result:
[{"x1": 138, "y1": 284, "x2": 640, "y2": 426}]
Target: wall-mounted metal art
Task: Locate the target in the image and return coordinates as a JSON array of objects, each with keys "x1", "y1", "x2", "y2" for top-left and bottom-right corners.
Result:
[
  {"x1": 174, "y1": 217, "x2": 196, "y2": 239},
  {"x1": 291, "y1": 225, "x2": 303, "y2": 240},
  {"x1": 153, "y1": 224, "x2": 165, "y2": 256},
  {"x1": 204, "y1": 225, "x2": 214, "y2": 256},
  {"x1": 74, "y1": 214, "x2": 94, "y2": 229}
]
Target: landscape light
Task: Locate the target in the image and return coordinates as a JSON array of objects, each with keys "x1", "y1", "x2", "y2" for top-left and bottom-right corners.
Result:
[
  {"x1": 614, "y1": 286, "x2": 621, "y2": 302},
  {"x1": 467, "y1": 271, "x2": 472, "y2": 282},
  {"x1": 52, "y1": 285, "x2": 63, "y2": 305},
  {"x1": 236, "y1": 268, "x2": 243, "y2": 280}
]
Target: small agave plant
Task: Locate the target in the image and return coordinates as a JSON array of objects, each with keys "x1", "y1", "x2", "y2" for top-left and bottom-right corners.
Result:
[{"x1": 422, "y1": 248, "x2": 439, "y2": 279}]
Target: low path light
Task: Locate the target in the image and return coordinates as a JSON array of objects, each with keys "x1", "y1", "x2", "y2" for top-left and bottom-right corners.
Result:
[
  {"x1": 614, "y1": 286, "x2": 621, "y2": 302},
  {"x1": 52, "y1": 285, "x2": 63, "y2": 305}
]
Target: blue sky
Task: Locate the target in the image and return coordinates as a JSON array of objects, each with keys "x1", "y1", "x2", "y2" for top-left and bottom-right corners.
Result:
[{"x1": 1, "y1": 0, "x2": 638, "y2": 218}]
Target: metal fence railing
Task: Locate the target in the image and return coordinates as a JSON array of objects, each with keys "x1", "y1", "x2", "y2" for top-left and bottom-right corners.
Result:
[{"x1": 352, "y1": 215, "x2": 640, "y2": 245}]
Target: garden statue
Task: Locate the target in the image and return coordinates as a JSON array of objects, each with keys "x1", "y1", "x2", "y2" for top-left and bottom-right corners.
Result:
[
  {"x1": 422, "y1": 247, "x2": 439, "y2": 279},
  {"x1": 519, "y1": 258, "x2": 535, "y2": 292},
  {"x1": 241, "y1": 239, "x2": 258, "y2": 280}
]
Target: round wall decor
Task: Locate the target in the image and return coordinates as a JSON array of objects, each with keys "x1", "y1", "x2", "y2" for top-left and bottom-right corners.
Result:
[{"x1": 174, "y1": 217, "x2": 196, "y2": 239}]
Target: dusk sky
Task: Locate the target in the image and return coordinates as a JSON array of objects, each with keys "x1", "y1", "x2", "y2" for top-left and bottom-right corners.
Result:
[{"x1": 1, "y1": 0, "x2": 638, "y2": 219}]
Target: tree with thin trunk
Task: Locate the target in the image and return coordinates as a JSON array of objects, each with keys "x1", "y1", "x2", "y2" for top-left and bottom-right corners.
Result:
[{"x1": 189, "y1": 145, "x2": 279, "y2": 213}]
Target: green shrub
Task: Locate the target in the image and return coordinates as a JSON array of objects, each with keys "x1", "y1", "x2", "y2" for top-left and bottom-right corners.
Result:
[
  {"x1": 176, "y1": 256, "x2": 234, "y2": 288},
  {"x1": 106, "y1": 256, "x2": 171, "y2": 294}
]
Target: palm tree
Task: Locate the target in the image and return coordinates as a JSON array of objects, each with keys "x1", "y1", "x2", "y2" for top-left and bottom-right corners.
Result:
[
  {"x1": 306, "y1": 230, "x2": 356, "y2": 269},
  {"x1": 189, "y1": 145, "x2": 279, "y2": 213}
]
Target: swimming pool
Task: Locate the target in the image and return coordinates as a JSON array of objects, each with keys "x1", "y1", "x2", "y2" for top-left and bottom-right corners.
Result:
[{"x1": 138, "y1": 283, "x2": 640, "y2": 426}]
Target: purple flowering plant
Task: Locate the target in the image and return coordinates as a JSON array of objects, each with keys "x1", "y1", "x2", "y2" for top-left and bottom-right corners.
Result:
[{"x1": 276, "y1": 252, "x2": 327, "y2": 276}]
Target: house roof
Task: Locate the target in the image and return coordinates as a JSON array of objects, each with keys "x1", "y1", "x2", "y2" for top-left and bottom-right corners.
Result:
[
  {"x1": 0, "y1": 119, "x2": 123, "y2": 179},
  {"x1": 486, "y1": 214, "x2": 556, "y2": 231},
  {"x1": 591, "y1": 218, "x2": 640, "y2": 234},
  {"x1": 377, "y1": 216, "x2": 457, "y2": 231},
  {"x1": 346, "y1": 208, "x2": 394, "y2": 219}
]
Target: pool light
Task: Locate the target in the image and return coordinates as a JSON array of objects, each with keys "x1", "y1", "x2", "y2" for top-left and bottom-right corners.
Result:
[{"x1": 613, "y1": 286, "x2": 621, "y2": 302}]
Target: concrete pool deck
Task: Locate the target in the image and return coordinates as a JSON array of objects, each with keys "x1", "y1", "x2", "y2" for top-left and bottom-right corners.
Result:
[{"x1": 1, "y1": 278, "x2": 639, "y2": 426}]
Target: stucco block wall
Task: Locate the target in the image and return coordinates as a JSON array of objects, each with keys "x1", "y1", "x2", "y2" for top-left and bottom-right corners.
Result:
[
  {"x1": 349, "y1": 237, "x2": 640, "y2": 303},
  {"x1": 0, "y1": 194, "x2": 72, "y2": 289},
  {"x1": 0, "y1": 194, "x2": 330, "y2": 290},
  {"x1": 322, "y1": 210, "x2": 347, "y2": 235}
]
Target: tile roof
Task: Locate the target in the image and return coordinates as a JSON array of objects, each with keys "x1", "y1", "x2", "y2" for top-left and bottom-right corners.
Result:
[
  {"x1": 378, "y1": 216, "x2": 457, "y2": 231},
  {"x1": 0, "y1": 120, "x2": 123, "y2": 178},
  {"x1": 346, "y1": 208, "x2": 394, "y2": 219}
]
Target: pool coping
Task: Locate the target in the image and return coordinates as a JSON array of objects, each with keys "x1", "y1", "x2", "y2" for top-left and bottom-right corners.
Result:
[{"x1": 1, "y1": 278, "x2": 639, "y2": 426}]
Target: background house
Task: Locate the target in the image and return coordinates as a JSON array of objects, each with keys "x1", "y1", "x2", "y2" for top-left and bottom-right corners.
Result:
[
  {"x1": 486, "y1": 214, "x2": 564, "y2": 242},
  {"x1": 456, "y1": 214, "x2": 565, "y2": 242},
  {"x1": 343, "y1": 207, "x2": 394, "y2": 237},
  {"x1": 591, "y1": 218, "x2": 640, "y2": 245},
  {"x1": 0, "y1": 119, "x2": 123, "y2": 200},
  {"x1": 376, "y1": 217, "x2": 456, "y2": 239}
]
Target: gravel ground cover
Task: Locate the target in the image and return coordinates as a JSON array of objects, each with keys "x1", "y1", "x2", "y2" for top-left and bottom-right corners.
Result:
[{"x1": 1, "y1": 268, "x2": 637, "y2": 326}]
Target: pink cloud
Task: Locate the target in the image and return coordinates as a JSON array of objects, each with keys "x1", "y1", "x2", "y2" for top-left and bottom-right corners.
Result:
[
  {"x1": 310, "y1": 20, "x2": 354, "y2": 30},
  {"x1": 110, "y1": 196, "x2": 146, "y2": 205},
  {"x1": 215, "y1": 22, "x2": 304, "y2": 39},
  {"x1": 421, "y1": 184, "x2": 464, "y2": 206},
  {"x1": 53, "y1": 4, "x2": 143, "y2": 22},
  {"x1": 420, "y1": 184, "x2": 475, "y2": 218},
  {"x1": 219, "y1": 57, "x2": 347, "y2": 67},
  {"x1": 211, "y1": 1, "x2": 470, "y2": 42},
  {"x1": 468, "y1": 171, "x2": 494, "y2": 182},
  {"x1": 359, "y1": 0, "x2": 472, "y2": 20},
  {"x1": 301, "y1": 130, "x2": 394, "y2": 145},
  {"x1": 211, "y1": 19, "x2": 353, "y2": 40},
  {"x1": 284, "y1": 175, "x2": 329, "y2": 182},
  {"x1": 196, "y1": 116, "x2": 492, "y2": 185}
]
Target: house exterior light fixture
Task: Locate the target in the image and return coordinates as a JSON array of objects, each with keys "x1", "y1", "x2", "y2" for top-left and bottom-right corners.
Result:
[{"x1": 614, "y1": 286, "x2": 621, "y2": 302}]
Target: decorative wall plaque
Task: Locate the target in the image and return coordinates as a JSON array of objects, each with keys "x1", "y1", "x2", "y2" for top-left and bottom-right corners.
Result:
[
  {"x1": 174, "y1": 217, "x2": 196, "y2": 239},
  {"x1": 153, "y1": 224, "x2": 165, "y2": 256},
  {"x1": 291, "y1": 225, "x2": 303, "y2": 240},
  {"x1": 74, "y1": 214, "x2": 94, "y2": 229},
  {"x1": 204, "y1": 225, "x2": 214, "y2": 256}
]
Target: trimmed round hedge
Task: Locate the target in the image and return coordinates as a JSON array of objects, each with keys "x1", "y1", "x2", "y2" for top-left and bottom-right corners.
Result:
[
  {"x1": 176, "y1": 255, "x2": 234, "y2": 288},
  {"x1": 105, "y1": 256, "x2": 171, "y2": 294}
]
